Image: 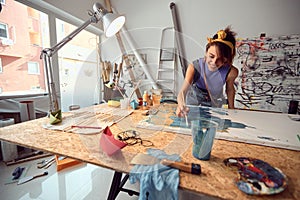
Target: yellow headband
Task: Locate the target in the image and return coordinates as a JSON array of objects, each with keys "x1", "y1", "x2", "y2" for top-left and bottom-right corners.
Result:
[{"x1": 207, "y1": 30, "x2": 234, "y2": 54}]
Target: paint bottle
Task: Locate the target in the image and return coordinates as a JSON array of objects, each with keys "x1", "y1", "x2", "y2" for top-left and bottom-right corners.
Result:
[{"x1": 142, "y1": 91, "x2": 149, "y2": 109}]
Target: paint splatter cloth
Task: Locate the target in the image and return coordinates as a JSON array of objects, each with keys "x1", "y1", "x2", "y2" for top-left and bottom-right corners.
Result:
[
  {"x1": 129, "y1": 149, "x2": 180, "y2": 200},
  {"x1": 224, "y1": 157, "x2": 288, "y2": 195}
]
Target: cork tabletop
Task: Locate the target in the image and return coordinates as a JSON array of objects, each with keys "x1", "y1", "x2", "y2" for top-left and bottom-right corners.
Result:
[{"x1": 0, "y1": 104, "x2": 299, "y2": 200}]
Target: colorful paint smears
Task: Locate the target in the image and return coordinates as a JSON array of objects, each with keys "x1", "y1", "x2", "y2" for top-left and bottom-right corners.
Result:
[
  {"x1": 138, "y1": 104, "x2": 251, "y2": 134},
  {"x1": 224, "y1": 157, "x2": 288, "y2": 195}
]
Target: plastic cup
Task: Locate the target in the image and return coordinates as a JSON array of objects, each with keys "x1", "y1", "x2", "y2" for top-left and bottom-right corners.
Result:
[
  {"x1": 120, "y1": 98, "x2": 129, "y2": 109},
  {"x1": 191, "y1": 119, "x2": 218, "y2": 160}
]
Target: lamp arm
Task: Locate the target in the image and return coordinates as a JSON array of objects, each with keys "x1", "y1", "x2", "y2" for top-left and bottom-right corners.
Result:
[
  {"x1": 41, "y1": 14, "x2": 100, "y2": 113},
  {"x1": 43, "y1": 15, "x2": 99, "y2": 57}
]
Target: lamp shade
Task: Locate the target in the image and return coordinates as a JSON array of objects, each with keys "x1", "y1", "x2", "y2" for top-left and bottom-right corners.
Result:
[{"x1": 103, "y1": 13, "x2": 125, "y2": 37}]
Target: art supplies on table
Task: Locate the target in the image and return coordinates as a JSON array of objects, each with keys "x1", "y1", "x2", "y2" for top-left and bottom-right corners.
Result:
[
  {"x1": 130, "y1": 153, "x2": 201, "y2": 175},
  {"x1": 137, "y1": 104, "x2": 300, "y2": 151},
  {"x1": 224, "y1": 157, "x2": 288, "y2": 195},
  {"x1": 43, "y1": 104, "x2": 133, "y2": 134}
]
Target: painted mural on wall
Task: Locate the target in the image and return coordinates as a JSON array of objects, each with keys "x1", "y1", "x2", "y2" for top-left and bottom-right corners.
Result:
[{"x1": 235, "y1": 34, "x2": 300, "y2": 112}]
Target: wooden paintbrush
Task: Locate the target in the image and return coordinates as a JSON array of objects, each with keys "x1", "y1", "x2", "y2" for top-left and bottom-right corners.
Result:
[{"x1": 130, "y1": 153, "x2": 201, "y2": 175}]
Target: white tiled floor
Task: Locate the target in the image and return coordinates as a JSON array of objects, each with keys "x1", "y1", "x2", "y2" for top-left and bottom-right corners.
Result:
[
  {"x1": 0, "y1": 156, "x2": 139, "y2": 200},
  {"x1": 0, "y1": 156, "x2": 219, "y2": 200}
]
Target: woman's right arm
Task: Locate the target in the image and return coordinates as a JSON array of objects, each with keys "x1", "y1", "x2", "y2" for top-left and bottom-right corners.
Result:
[{"x1": 176, "y1": 64, "x2": 195, "y2": 117}]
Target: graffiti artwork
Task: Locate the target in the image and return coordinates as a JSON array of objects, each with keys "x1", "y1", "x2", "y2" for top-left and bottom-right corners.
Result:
[{"x1": 235, "y1": 34, "x2": 300, "y2": 112}]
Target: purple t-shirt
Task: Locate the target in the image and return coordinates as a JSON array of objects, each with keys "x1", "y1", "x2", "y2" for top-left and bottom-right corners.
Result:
[{"x1": 192, "y1": 58, "x2": 230, "y2": 97}]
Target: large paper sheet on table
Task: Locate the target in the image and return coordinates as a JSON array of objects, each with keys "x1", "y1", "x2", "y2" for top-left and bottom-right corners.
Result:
[
  {"x1": 43, "y1": 104, "x2": 133, "y2": 134},
  {"x1": 137, "y1": 105, "x2": 300, "y2": 151}
]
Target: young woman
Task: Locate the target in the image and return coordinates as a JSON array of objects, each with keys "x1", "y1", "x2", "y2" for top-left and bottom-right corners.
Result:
[{"x1": 176, "y1": 26, "x2": 239, "y2": 117}]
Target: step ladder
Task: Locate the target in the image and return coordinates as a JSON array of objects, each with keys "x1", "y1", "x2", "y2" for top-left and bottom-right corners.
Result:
[{"x1": 156, "y1": 27, "x2": 177, "y2": 100}]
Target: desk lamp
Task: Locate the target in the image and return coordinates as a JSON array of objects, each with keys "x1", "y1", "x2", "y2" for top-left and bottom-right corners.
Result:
[{"x1": 41, "y1": 3, "x2": 125, "y2": 124}]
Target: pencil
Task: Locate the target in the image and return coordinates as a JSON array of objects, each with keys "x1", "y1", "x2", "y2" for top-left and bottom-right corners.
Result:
[{"x1": 71, "y1": 125, "x2": 102, "y2": 129}]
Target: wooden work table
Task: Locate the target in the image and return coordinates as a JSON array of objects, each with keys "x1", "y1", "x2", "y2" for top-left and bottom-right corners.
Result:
[{"x1": 0, "y1": 104, "x2": 299, "y2": 200}]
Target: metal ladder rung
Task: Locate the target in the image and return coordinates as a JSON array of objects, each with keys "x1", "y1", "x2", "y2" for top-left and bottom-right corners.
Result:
[
  {"x1": 162, "y1": 90, "x2": 174, "y2": 94},
  {"x1": 160, "y1": 48, "x2": 175, "y2": 61},
  {"x1": 157, "y1": 79, "x2": 174, "y2": 83},
  {"x1": 160, "y1": 87, "x2": 175, "y2": 93},
  {"x1": 157, "y1": 69, "x2": 173, "y2": 72}
]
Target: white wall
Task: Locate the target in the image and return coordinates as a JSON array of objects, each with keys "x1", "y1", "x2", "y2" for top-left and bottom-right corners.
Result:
[
  {"x1": 100, "y1": 0, "x2": 300, "y2": 95},
  {"x1": 39, "y1": 0, "x2": 300, "y2": 70},
  {"x1": 111, "y1": 0, "x2": 300, "y2": 59}
]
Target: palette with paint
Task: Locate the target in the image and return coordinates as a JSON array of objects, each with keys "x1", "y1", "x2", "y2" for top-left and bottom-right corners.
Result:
[{"x1": 224, "y1": 157, "x2": 288, "y2": 195}]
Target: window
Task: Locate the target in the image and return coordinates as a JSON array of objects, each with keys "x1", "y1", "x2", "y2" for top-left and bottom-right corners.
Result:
[
  {"x1": 0, "y1": 0, "x2": 101, "y2": 110},
  {"x1": 27, "y1": 62, "x2": 40, "y2": 74},
  {"x1": 0, "y1": 23, "x2": 8, "y2": 39},
  {"x1": 56, "y1": 18, "x2": 100, "y2": 111},
  {"x1": 0, "y1": 1, "x2": 49, "y2": 97}
]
